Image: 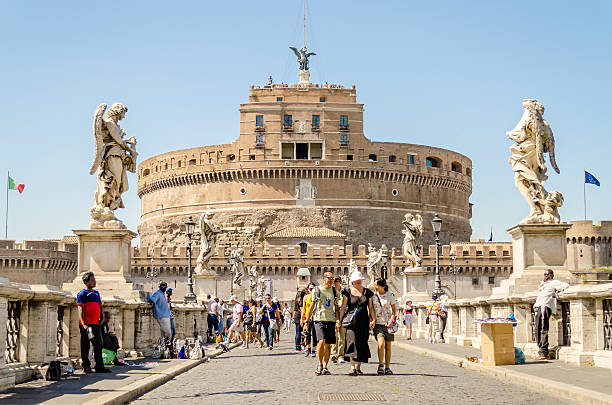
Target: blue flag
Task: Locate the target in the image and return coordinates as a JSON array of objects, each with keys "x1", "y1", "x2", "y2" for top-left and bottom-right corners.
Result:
[
  {"x1": 488, "y1": 229, "x2": 493, "y2": 242},
  {"x1": 585, "y1": 170, "x2": 600, "y2": 186}
]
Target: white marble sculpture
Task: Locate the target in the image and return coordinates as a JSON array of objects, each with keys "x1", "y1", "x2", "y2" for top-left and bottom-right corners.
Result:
[
  {"x1": 507, "y1": 99, "x2": 564, "y2": 224},
  {"x1": 89, "y1": 103, "x2": 137, "y2": 229},
  {"x1": 366, "y1": 243, "x2": 383, "y2": 284},
  {"x1": 402, "y1": 213, "x2": 424, "y2": 268},
  {"x1": 347, "y1": 258, "x2": 358, "y2": 277},
  {"x1": 195, "y1": 211, "x2": 220, "y2": 273},
  {"x1": 230, "y1": 247, "x2": 246, "y2": 288},
  {"x1": 248, "y1": 265, "x2": 258, "y2": 298}
]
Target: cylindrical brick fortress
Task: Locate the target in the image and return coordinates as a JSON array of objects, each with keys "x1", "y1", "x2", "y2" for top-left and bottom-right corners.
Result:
[{"x1": 137, "y1": 82, "x2": 472, "y2": 249}]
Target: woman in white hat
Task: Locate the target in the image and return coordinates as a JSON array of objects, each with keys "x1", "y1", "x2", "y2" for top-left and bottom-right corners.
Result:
[{"x1": 339, "y1": 271, "x2": 375, "y2": 376}]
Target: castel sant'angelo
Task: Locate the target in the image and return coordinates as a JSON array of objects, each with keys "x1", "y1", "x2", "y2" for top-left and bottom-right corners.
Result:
[{"x1": 136, "y1": 53, "x2": 473, "y2": 253}]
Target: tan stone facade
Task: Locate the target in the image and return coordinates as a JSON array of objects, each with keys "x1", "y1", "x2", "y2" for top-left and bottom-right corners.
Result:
[{"x1": 137, "y1": 81, "x2": 473, "y2": 251}]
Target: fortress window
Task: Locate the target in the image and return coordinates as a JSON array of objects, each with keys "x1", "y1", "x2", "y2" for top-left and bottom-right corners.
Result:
[
  {"x1": 409, "y1": 155, "x2": 415, "y2": 165},
  {"x1": 488, "y1": 276, "x2": 495, "y2": 285},
  {"x1": 472, "y1": 277, "x2": 480, "y2": 286},
  {"x1": 142, "y1": 169, "x2": 150, "y2": 177},
  {"x1": 340, "y1": 134, "x2": 348, "y2": 145},
  {"x1": 189, "y1": 159, "x2": 196, "y2": 166},
  {"x1": 310, "y1": 143, "x2": 322, "y2": 159},
  {"x1": 277, "y1": 97, "x2": 283, "y2": 102},
  {"x1": 312, "y1": 115, "x2": 320, "y2": 128},
  {"x1": 466, "y1": 167, "x2": 472, "y2": 176},
  {"x1": 346, "y1": 155, "x2": 353, "y2": 160},
  {"x1": 283, "y1": 114, "x2": 293, "y2": 129},
  {"x1": 368, "y1": 154, "x2": 377, "y2": 162},
  {"x1": 249, "y1": 154, "x2": 255, "y2": 160},
  {"x1": 340, "y1": 115, "x2": 349, "y2": 130},
  {"x1": 451, "y1": 161, "x2": 463, "y2": 173},
  {"x1": 426, "y1": 157, "x2": 441, "y2": 168},
  {"x1": 319, "y1": 97, "x2": 326, "y2": 102},
  {"x1": 255, "y1": 115, "x2": 264, "y2": 127},
  {"x1": 392, "y1": 189, "x2": 399, "y2": 196},
  {"x1": 502, "y1": 250, "x2": 510, "y2": 256},
  {"x1": 228, "y1": 154, "x2": 236, "y2": 161},
  {"x1": 282, "y1": 143, "x2": 294, "y2": 159},
  {"x1": 299, "y1": 242, "x2": 308, "y2": 254},
  {"x1": 256, "y1": 135, "x2": 264, "y2": 144},
  {"x1": 296, "y1": 143, "x2": 308, "y2": 159},
  {"x1": 389, "y1": 155, "x2": 397, "y2": 163}
]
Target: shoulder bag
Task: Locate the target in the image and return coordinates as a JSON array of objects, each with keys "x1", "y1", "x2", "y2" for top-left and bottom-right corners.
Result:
[{"x1": 375, "y1": 292, "x2": 398, "y2": 334}]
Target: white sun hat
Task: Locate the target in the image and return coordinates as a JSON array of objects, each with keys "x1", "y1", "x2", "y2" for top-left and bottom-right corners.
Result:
[
  {"x1": 349, "y1": 271, "x2": 366, "y2": 285},
  {"x1": 229, "y1": 295, "x2": 238, "y2": 302}
]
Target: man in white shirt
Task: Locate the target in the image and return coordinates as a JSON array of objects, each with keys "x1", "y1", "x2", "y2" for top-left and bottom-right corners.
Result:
[
  {"x1": 228, "y1": 295, "x2": 245, "y2": 345},
  {"x1": 533, "y1": 269, "x2": 569, "y2": 360}
]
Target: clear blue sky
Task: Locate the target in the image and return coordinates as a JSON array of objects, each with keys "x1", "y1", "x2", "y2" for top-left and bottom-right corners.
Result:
[{"x1": 1, "y1": 1, "x2": 610, "y2": 243}]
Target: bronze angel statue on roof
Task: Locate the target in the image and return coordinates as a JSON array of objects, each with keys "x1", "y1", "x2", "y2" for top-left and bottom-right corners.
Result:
[
  {"x1": 89, "y1": 103, "x2": 137, "y2": 229},
  {"x1": 507, "y1": 99, "x2": 563, "y2": 224},
  {"x1": 290, "y1": 46, "x2": 316, "y2": 71}
]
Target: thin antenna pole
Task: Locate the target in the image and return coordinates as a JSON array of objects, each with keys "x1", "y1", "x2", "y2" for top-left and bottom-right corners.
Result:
[
  {"x1": 5, "y1": 171, "x2": 9, "y2": 239},
  {"x1": 584, "y1": 168, "x2": 587, "y2": 221},
  {"x1": 303, "y1": 0, "x2": 306, "y2": 48}
]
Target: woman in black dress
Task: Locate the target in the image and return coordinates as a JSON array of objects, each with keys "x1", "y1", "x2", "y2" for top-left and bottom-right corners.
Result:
[{"x1": 340, "y1": 271, "x2": 375, "y2": 375}]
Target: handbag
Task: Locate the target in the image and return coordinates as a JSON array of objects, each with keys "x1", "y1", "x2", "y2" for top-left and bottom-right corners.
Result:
[
  {"x1": 341, "y1": 308, "x2": 359, "y2": 328},
  {"x1": 270, "y1": 318, "x2": 279, "y2": 330},
  {"x1": 438, "y1": 309, "x2": 448, "y2": 319}
]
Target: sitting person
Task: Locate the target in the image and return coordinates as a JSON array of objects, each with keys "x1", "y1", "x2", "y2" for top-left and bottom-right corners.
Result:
[{"x1": 101, "y1": 311, "x2": 124, "y2": 366}]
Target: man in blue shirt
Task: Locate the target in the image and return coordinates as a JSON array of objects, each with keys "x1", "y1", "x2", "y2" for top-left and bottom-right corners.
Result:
[{"x1": 149, "y1": 280, "x2": 172, "y2": 342}]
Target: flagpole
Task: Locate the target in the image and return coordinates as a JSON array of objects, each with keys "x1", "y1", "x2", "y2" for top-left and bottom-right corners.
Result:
[
  {"x1": 5, "y1": 171, "x2": 9, "y2": 239},
  {"x1": 584, "y1": 169, "x2": 587, "y2": 221}
]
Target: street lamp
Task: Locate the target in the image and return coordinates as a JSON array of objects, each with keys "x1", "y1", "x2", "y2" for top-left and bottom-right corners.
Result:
[
  {"x1": 184, "y1": 216, "x2": 197, "y2": 303},
  {"x1": 146, "y1": 258, "x2": 159, "y2": 292},
  {"x1": 431, "y1": 213, "x2": 444, "y2": 297},
  {"x1": 450, "y1": 251, "x2": 457, "y2": 298}
]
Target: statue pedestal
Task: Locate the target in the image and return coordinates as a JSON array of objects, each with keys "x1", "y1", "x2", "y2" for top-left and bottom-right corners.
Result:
[
  {"x1": 63, "y1": 229, "x2": 145, "y2": 301},
  {"x1": 401, "y1": 266, "x2": 430, "y2": 304},
  {"x1": 299, "y1": 70, "x2": 310, "y2": 85},
  {"x1": 194, "y1": 269, "x2": 218, "y2": 299},
  {"x1": 232, "y1": 286, "x2": 247, "y2": 301},
  {"x1": 493, "y1": 223, "x2": 572, "y2": 295}
]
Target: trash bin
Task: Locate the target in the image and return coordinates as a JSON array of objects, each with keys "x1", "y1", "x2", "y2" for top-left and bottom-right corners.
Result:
[{"x1": 480, "y1": 323, "x2": 515, "y2": 366}]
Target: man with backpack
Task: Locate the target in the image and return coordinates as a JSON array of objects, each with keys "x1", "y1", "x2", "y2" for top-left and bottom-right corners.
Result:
[{"x1": 303, "y1": 272, "x2": 340, "y2": 375}]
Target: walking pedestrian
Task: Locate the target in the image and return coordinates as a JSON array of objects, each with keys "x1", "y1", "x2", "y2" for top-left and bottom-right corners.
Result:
[
  {"x1": 273, "y1": 297, "x2": 281, "y2": 343},
  {"x1": 301, "y1": 283, "x2": 316, "y2": 357},
  {"x1": 293, "y1": 289, "x2": 305, "y2": 351},
  {"x1": 228, "y1": 295, "x2": 246, "y2": 346},
  {"x1": 339, "y1": 271, "x2": 375, "y2": 376},
  {"x1": 166, "y1": 288, "x2": 176, "y2": 344},
  {"x1": 303, "y1": 272, "x2": 340, "y2": 376},
  {"x1": 260, "y1": 294, "x2": 281, "y2": 350},
  {"x1": 534, "y1": 269, "x2": 569, "y2": 360},
  {"x1": 330, "y1": 276, "x2": 346, "y2": 364},
  {"x1": 283, "y1": 303, "x2": 292, "y2": 332},
  {"x1": 216, "y1": 299, "x2": 225, "y2": 336},
  {"x1": 372, "y1": 278, "x2": 397, "y2": 375},
  {"x1": 244, "y1": 299, "x2": 265, "y2": 349},
  {"x1": 77, "y1": 272, "x2": 111, "y2": 373},
  {"x1": 148, "y1": 280, "x2": 172, "y2": 344},
  {"x1": 403, "y1": 300, "x2": 414, "y2": 340},
  {"x1": 438, "y1": 295, "x2": 448, "y2": 343},
  {"x1": 426, "y1": 292, "x2": 441, "y2": 344}
]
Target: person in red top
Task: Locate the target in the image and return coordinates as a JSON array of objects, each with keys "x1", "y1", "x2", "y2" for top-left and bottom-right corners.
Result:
[{"x1": 77, "y1": 272, "x2": 110, "y2": 373}]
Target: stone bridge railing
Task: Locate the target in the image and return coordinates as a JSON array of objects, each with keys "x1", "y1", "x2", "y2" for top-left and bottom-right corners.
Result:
[
  {"x1": 409, "y1": 283, "x2": 612, "y2": 369},
  {"x1": 0, "y1": 278, "x2": 208, "y2": 391}
]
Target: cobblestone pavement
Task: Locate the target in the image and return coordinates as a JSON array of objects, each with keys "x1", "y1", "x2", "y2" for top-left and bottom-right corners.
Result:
[{"x1": 133, "y1": 337, "x2": 575, "y2": 405}]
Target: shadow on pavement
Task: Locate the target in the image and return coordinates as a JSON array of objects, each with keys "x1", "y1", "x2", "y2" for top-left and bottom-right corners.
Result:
[{"x1": 153, "y1": 389, "x2": 275, "y2": 399}]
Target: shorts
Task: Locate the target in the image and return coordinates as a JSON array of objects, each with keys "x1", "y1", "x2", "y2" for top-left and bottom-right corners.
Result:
[
  {"x1": 229, "y1": 320, "x2": 242, "y2": 332},
  {"x1": 374, "y1": 324, "x2": 394, "y2": 342},
  {"x1": 313, "y1": 321, "x2": 336, "y2": 345},
  {"x1": 247, "y1": 323, "x2": 257, "y2": 332}
]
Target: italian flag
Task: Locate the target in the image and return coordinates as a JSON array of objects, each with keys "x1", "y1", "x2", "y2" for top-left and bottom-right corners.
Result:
[{"x1": 8, "y1": 176, "x2": 25, "y2": 194}]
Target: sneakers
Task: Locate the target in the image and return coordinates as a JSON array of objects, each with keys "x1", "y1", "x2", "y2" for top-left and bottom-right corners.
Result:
[
  {"x1": 311, "y1": 351, "x2": 316, "y2": 357},
  {"x1": 240, "y1": 342, "x2": 247, "y2": 349},
  {"x1": 268, "y1": 346, "x2": 273, "y2": 350},
  {"x1": 83, "y1": 367, "x2": 94, "y2": 374},
  {"x1": 304, "y1": 349, "x2": 311, "y2": 357},
  {"x1": 338, "y1": 358, "x2": 345, "y2": 364}
]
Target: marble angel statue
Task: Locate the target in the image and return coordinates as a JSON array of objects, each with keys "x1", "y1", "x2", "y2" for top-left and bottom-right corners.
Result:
[
  {"x1": 248, "y1": 266, "x2": 258, "y2": 298},
  {"x1": 507, "y1": 99, "x2": 563, "y2": 224},
  {"x1": 402, "y1": 213, "x2": 423, "y2": 268},
  {"x1": 89, "y1": 103, "x2": 137, "y2": 229},
  {"x1": 195, "y1": 210, "x2": 220, "y2": 272},
  {"x1": 366, "y1": 243, "x2": 383, "y2": 284},
  {"x1": 230, "y1": 247, "x2": 246, "y2": 288}
]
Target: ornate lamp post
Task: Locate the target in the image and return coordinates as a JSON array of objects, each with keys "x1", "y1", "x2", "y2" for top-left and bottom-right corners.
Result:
[
  {"x1": 146, "y1": 257, "x2": 159, "y2": 292},
  {"x1": 431, "y1": 213, "x2": 444, "y2": 297},
  {"x1": 450, "y1": 251, "x2": 457, "y2": 298},
  {"x1": 184, "y1": 216, "x2": 197, "y2": 303}
]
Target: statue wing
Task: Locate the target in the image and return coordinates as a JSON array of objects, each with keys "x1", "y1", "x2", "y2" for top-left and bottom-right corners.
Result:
[
  {"x1": 546, "y1": 125, "x2": 560, "y2": 174},
  {"x1": 289, "y1": 47, "x2": 300, "y2": 57},
  {"x1": 89, "y1": 103, "x2": 107, "y2": 175},
  {"x1": 306, "y1": 52, "x2": 316, "y2": 57},
  {"x1": 199, "y1": 213, "x2": 210, "y2": 250}
]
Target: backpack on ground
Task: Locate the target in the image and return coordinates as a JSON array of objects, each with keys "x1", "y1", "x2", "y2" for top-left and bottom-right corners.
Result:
[{"x1": 43, "y1": 360, "x2": 62, "y2": 381}]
